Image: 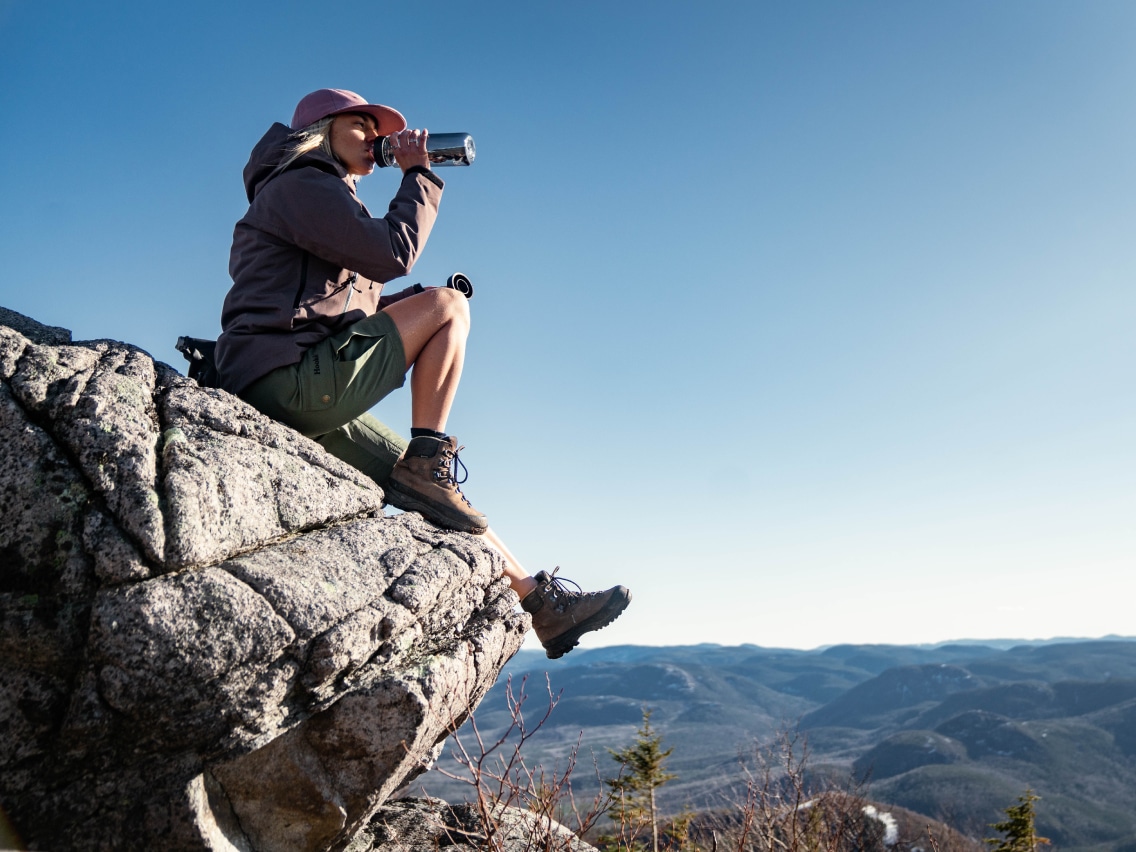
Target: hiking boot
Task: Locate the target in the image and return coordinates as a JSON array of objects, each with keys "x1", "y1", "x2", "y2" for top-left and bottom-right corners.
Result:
[
  {"x1": 521, "y1": 569, "x2": 631, "y2": 659},
  {"x1": 385, "y1": 435, "x2": 489, "y2": 534}
]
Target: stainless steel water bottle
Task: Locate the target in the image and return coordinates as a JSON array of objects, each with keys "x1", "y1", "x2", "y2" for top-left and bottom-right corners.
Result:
[{"x1": 374, "y1": 133, "x2": 476, "y2": 167}]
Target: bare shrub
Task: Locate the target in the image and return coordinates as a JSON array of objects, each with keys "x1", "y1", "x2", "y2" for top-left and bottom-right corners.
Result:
[
  {"x1": 411, "y1": 692, "x2": 981, "y2": 852},
  {"x1": 426, "y1": 674, "x2": 613, "y2": 851},
  {"x1": 682, "y1": 728, "x2": 875, "y2": 851},
  {"x1": 677, "y1": 729, "x2": 982, "y2": 852}
]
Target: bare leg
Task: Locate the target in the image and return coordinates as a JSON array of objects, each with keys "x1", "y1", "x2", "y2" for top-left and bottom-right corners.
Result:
[
  {"x1": 381, "y1": 288, "x2": 486, "y2": 534},
  {"x1": 381, "y1": 288, "x2": 469, "y2": 432},
  {"x1": 380, "y1": 291, "x2": 630, "y2": 657},
  {"x1": 486, "y1": 528, "x2": 631, "y2": 660},
  {"x1": 482, "y1": 527, "x2": 538, "y2": 598}
]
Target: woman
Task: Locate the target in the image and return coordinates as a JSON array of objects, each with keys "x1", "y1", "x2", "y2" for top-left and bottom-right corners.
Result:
[{"x1": 215, "y1": 88, "x2": 629, "y2": 658}]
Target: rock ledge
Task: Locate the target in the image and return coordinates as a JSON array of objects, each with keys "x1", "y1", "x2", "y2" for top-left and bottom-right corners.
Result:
[{"x1": 0, "y1": 307, "x2": 528, "y2": 851}]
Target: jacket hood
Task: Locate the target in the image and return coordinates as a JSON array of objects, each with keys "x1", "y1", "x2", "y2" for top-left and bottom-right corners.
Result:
[{"x1": 242, "y1": 122, "x2": 348, "y2": 202}]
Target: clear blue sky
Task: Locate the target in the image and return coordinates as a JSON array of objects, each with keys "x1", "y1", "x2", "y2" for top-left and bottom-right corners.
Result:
[{"x1": 2, "y1": 1, "x2": 1132, "y2": 650}]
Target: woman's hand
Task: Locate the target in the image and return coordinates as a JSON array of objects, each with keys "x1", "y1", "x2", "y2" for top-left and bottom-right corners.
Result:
[{"x1": 388, "y1": 128, "x2": 431, "y2": 173}]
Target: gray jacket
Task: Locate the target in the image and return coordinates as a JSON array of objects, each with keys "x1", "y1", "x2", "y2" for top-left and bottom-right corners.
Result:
[{"x1": 216, "y1": 122, "x2": 444, "y2": 396}]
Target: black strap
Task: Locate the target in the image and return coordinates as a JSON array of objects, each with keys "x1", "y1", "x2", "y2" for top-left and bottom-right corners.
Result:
[{"x1": 175, "y1": 336, "x2": 221, "y2": 388}]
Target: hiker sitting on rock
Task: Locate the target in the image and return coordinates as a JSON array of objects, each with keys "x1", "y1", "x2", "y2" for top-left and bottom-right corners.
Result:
[{"x1": 214, "y1": 88, "x2": 629, "y2": 658}]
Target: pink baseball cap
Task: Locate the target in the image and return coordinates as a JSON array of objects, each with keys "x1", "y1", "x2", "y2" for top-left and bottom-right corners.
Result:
[{"x1": 290, "y1": 88, "x2": 407, "y2": 135}]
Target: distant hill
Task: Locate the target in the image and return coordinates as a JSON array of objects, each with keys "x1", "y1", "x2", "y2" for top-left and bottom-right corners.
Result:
[
  {"x1": 417, "y1": 638, "x2": 1136, "y2": 851},
  {"x1": 800, "y1": 664, "x2": 982, "y2": 729}
]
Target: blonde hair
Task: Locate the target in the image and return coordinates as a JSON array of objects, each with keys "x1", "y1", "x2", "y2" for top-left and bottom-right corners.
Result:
[{"x1": 279, "y1": 115, "x2": 336, "y2": 171}]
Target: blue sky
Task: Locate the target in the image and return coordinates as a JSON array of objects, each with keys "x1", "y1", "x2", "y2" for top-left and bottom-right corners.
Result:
[{"x1": 1, "y1": 1, "x2": 1132, "y2": 650}]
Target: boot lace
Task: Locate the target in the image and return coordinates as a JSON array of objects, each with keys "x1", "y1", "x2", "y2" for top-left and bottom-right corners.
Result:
[
  {"x1": 432, "y1": 443, "x2": 475, "y2": 508},
  {"x1": 543, "y1": 567, "x2": 586, "y2": 610}
]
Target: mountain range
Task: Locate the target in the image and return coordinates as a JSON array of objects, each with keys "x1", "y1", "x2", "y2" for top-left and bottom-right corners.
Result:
[{"x1": 416, "y1": 638, "x2": 1136, "y2": 851}]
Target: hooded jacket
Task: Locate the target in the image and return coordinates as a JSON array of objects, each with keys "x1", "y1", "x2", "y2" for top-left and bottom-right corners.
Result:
[{"x1": 215, "y1": 122, "x2": 444, "y2": 396}]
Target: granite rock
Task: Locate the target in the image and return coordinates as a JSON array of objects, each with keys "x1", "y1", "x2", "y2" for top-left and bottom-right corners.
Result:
[{"x1": 0, "y1": 308, "x2": 529, "y2": 851}]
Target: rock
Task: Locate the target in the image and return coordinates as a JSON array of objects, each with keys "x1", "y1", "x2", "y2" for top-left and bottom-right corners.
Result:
[
  {"x1": 346, "y1": 797, "x2": 597, "y2": 851},
  {"x1": 0, "y1": 307, "x2": 529, "y2": 851}
]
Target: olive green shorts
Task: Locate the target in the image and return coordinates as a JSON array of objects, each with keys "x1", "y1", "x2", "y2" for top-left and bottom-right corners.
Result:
[{"x1": 242, "y1": 311, "x2": 409, "y2": 486}]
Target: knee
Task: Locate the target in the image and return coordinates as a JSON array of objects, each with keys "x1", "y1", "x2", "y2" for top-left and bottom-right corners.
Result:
[{"x1": 433, "y1": 285, "x2": 470, "y2": 330}]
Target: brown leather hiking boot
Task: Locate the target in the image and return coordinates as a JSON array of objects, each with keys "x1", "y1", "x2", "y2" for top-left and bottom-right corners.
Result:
[
  {"x1": 521, "y1": 569, "x2": 631, "y2": 659},
  {"x1": 385, "y1": 435, "x2": 489, "y2": 534}
]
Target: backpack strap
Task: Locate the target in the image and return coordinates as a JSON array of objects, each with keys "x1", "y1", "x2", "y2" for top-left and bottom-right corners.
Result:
[{"x1": 175, "y1": 336, "x2": 221, "y2": 389}]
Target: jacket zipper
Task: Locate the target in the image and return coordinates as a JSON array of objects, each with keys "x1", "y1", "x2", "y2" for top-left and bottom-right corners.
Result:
[
  {"x1": 291, "y1": 252, "x2": 310, "y2": 310},
  {"x1": 342, "y1": 272, "x2": 359, "y2": 314}
]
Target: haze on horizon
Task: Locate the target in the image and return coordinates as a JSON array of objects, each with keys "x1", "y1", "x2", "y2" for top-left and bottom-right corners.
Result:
[{"x1": 1, "y1": 1, "x2": 1132, "y2": 652}]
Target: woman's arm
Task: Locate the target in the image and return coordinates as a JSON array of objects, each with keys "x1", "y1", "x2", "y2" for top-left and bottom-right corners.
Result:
[{"x1": 247, "y1": 166, "x2": 444, "y2": 284}]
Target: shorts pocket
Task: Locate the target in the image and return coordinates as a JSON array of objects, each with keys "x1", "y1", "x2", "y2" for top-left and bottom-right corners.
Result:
[
  {"x1": 331, "y1": 330, "x2": 407, "y2": 414},
  {"x1": 336, "y1": 330, "x2": 384, "y2": 364},
  {"x1": 297, "y1": 340, "x2": 338, "y2": 411}
]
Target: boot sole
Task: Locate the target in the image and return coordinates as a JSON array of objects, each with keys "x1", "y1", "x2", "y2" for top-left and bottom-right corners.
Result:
[
  {"x1": 543, "y1": 587, "x2": 632, "y2": 660},
  {"x1": 384, "y1": 482, "x2": 489, "y2": 535}
]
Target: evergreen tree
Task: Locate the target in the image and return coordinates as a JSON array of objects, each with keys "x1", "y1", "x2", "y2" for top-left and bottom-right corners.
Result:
[
  {"x1": 603, "y1": 709, "x2": 678, "y2": 852},
  {"x1": 985, "y1": 789, "x2": 1050, "y2": 852}
]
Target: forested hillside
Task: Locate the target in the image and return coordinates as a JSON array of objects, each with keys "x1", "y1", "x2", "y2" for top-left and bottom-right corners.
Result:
[{"x1": 418, "y1": 639, "x2": 1136, "y2": 851}]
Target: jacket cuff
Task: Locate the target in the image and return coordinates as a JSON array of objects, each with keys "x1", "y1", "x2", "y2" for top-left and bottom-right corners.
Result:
[{"x1": 404, "y1": 165, "x2": 444, "y2": 189}]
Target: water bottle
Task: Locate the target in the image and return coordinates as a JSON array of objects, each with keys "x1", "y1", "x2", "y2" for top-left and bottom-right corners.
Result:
[{"x1": 374, "y1": 133, "x2": 476, "y2": 168}]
